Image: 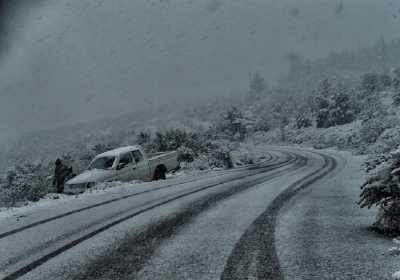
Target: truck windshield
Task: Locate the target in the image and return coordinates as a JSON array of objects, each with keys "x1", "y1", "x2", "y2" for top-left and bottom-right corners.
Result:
[{"x1": 88, "y1": 156, "x2": 116, "y2": 170}]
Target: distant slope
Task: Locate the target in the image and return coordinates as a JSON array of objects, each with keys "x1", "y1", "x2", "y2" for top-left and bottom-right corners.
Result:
[{"x1": 280, "y1": 37, "x2": 400, "y2": 88}]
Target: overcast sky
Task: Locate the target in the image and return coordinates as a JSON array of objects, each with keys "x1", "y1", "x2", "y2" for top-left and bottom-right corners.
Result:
[{"x1": 0, "y1": 0, "x2": 399, "y2": 141}]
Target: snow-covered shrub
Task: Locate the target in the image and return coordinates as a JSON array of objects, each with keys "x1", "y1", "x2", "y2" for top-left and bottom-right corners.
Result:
[
  {"x1": 393, "y1": 88, "x2": 400, "y2": 106},
  {"x1": 177, "y1": 146, "x2": 195, "y2": 163},
  {"x1": 358, "y1": 84, "x2": 387, "y2": 121},
  {"x1": 380, "y1": 73, "x2": 392, "y2": 89},
  {"x1": 359, "y1": 147, "x2": 400, "y2": 235},
  {"x1": 295, "y1": 111, "x2": 313, "y2": 129},
  {"x1": 313, "y1": 122, "x2": 361, "y2": 150},
  {"x1": 361, "y1": 73, "x2": 381, "y2": 95},
  {"x1": 216, "y1": 107, "x2": 248, "y2": 141},
  {"x1": 359, "y1": 118, "x2": 387, "y2": 144},
  {"x1": 363, "y1": 154, "x2": 388, "y2": 173},
  {"x1": 392, "y1": 68, "x2": 400, "y2": 106},
  {"x1": 254, "y1": 118, "x2": 271, "y2": 133},
  {"x1": 375, "y1": 127, "x2": 400, "y2": 153},
  {"x1": 285, "y1": 126, "x2": 316, "y2": 145},
  {"x1": 134, "y1": 128, "x2": 234, "y2": 170},
  {"x1": 157, "y1": 129, "x2": 210, "y2": 155},
  {"x1": 186, "y1": 143, "x2": 233, "y2": 170},
  {"x1": 313, "y1": 80, "x2": 356, "y2": 128},
  {"x1": 388, "y1": 238, "x2": 400, "y2": 256},
  {"x1": 389, "y1": 239, "x2": 400, "y2": 279},
  {"x1": 0, "y1": 162, "x2": 53, "y2": 207}
]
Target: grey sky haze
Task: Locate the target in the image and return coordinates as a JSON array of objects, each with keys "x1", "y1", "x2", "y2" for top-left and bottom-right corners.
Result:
[{"x1": 0, "y1": 0, "x2": 399, "y2": 141}]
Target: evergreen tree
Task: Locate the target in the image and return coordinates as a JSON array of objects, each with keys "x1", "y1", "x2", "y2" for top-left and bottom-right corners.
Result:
[
  {"x1": 295, "y1": 107, "x2": 313, "y2": 129},
  {"x1": 218, "y1": 107, "x2": 247, "y2": 140},
  {"x1": 359, "y1": 147, "x2": 400, "y2": 235},
  {"x1": 330, "y1": 84, "x2": 356, "y2": 125},
  {"x1": 314, "y1": 80, "x2": 356, "y2": 128},
  {"x1": 272, "y1": 102, "x2": 290, "y2": 141},
  {"x1": 314, "y1": 79, "x2": 333, "y2": 128}
]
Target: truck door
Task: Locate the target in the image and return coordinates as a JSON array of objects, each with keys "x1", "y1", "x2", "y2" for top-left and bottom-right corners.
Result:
[
  {"x1": 131, "y1": 149, "x2": 150, "y2": 180},
  {"x1": 116, "y1": 152, "x2": 136, "y2": 181}
]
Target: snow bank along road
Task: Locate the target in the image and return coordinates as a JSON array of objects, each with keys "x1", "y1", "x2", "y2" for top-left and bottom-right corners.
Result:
[{"x1": 0, "y1": 146, "x2": 374, "y2": 280}]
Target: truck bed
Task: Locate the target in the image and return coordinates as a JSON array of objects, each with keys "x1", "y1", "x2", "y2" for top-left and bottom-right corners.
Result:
[{"x1": 148, "y1": 151, "x2": 179, "y2": 172}]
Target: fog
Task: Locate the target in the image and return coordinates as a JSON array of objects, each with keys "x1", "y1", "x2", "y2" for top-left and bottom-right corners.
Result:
[{"x1": 1, "y1": 0, "x2": 399, "y2": 142}]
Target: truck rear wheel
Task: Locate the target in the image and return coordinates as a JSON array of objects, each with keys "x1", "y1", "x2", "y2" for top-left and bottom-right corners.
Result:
[{"x1": 153, "y1": 165, "x2": 167, "y2": 180}]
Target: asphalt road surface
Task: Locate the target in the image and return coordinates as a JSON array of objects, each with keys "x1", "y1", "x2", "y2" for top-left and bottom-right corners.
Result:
[{"x1": 0, "y1": 146, "x2": 392, "y2": 280}]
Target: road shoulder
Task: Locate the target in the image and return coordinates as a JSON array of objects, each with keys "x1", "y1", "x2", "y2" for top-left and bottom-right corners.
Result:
[{"x1": 276, "y1": 150, "x2": 398, "y2": 280}]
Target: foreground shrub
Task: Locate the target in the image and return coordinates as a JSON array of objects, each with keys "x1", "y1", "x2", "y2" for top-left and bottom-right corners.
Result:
[
  {"x1": 0, "y1": 163, "x2": 52, "y2": 207},
  {"x1": 314, "y1": 80, "x2": 356, "y2": 128},
  {"x1": 359, "y1": 147, "x2": 400, "y2": 235}
]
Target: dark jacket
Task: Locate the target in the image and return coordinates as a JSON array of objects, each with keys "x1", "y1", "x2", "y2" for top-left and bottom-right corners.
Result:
[{"x1": 54, "y1": 163, "x2": 72, "y2": 187}]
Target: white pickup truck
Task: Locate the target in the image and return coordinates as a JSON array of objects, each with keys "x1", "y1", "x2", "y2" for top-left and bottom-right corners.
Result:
[{"x1": 65, "y1": 145, "x2": 179, "y2": 193}]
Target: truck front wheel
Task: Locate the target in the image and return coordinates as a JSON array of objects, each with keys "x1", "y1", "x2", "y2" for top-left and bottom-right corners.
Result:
[{"x1": 153, "y1": 165, "x2": 167, "y2": 180}]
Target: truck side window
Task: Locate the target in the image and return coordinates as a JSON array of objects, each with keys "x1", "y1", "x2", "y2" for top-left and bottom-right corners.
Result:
[
  {"x1": 132, "y1": 150, "x2": 144, "y2": 163},
  {"x1": 119, "y1": 153, "x2": 133, "y2": 166}
]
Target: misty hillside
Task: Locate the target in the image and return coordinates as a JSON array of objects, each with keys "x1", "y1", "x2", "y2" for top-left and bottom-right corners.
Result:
[
  {"x1": 0, "y1": 96, "x2": 240, "y2": 170},
  {"x1": 278, "y1": 37, "x2": 400, "y2": 90},
  {"x1": 3, "y1": 36, "x2": 400, "y2": 171}
]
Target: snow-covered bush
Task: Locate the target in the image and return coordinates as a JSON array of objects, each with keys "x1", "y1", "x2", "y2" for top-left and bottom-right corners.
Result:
[
  {"x1": 389, "y1": 238, "x2": 400, "y2": 279},
  {"x1": 361, "y1": 73, "x2": 381, "y2": 95},
  {"x1": 134, "y1": 128, "x2": 234, "y2": 170},
  {"x1": 216, "y1": 107, "x2": 248, "y2": 141},
  {"x1": 313, "y1": 122, "x2": 361, "y2": 150},
  {"x1": 359, "y1": 147, "x2": 400, "y2": 235},
  {"x1": 374, "y1": 127, "x2": 400, "y2": 153},
  {"x1": 359, "y1": 118, "x2": 387, "y2": 144},
  {"x1": 0, "y1": 162, "x2": 53, "y2": 207},
  {"x1": 313, "y1": 80, "x2": 356, "y2": 128},
  {"x1": 153, "y1": 129, "x2": 210, "y2": 155},
  {"x1": 271, "y1": 102, "x2": 291, "y2": 140},
  {"x1": 392, "y1": 68, "x2": 400, "y2": 106},
  {"x1": 185, "y1": 142, "x2": 233, "y2": 170},
  {"x1": 393, "y1": 88, "x2": 400, "y2": 106},
  {"x1": 177, "y1": 146, "x2": 195, "y2": 163},
  {"x1": 295, "y1": 110, "x2": 313, "y2": 129}
]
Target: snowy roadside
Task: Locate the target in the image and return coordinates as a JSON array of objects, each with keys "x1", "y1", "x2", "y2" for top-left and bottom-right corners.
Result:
[
  {"x1": 275, "y1": 147, "x2": 400, "y2": 279},
  {"x1": 0, "y1": 170, "x2": 196, "y2": 223},
  {"x1": 0, "y1": 144, "x2": 270, "y2": 223}
]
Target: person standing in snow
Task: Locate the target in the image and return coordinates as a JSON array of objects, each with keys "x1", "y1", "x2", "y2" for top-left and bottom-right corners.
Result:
[{"x1": 53, "y1": 158, "x2": 73, "y2": 193}]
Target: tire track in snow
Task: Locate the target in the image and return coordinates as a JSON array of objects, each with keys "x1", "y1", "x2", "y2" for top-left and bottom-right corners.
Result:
[{"x1": 220, "y1": 151, "x2": 337, "y2": 280}]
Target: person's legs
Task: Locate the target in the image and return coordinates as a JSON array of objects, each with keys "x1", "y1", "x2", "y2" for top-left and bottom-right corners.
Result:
[{"x1": 56, "y1": 182, "x2": 64, "y2": 193}]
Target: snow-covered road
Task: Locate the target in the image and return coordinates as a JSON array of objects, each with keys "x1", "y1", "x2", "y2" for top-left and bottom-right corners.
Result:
[{"x1": 0, "y1": 146, "x2": 392, "y2": 280}]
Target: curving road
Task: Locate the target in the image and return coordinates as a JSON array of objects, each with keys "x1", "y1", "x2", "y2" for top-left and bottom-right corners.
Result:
[{"x1": 0, "y1": 146, "x2": 387, "y2": 280}]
